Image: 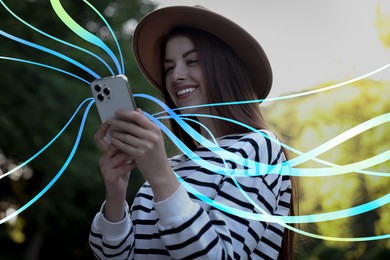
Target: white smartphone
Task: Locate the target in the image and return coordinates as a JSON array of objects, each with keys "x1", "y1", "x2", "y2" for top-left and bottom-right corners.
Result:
[{"x1": 90, "y1": 75, "x2": 137, "y2": 142}]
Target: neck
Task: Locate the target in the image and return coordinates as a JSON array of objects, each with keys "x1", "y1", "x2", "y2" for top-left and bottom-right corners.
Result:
[{"x1": 197, "y1": 114, "x2": 226, "y2": 140}]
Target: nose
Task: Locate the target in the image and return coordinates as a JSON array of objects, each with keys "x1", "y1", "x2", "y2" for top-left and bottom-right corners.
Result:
[{"x1": 173, "y1": 63, "x2": 187, "y2": 82}]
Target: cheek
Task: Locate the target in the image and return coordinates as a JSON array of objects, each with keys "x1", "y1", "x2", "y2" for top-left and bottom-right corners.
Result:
[
  {"x1": 165, "y1": 81, "x2": 176, "y2": 100},
  {"x1": 193, "y1": 69, "x2": 207, "y2": 87}
]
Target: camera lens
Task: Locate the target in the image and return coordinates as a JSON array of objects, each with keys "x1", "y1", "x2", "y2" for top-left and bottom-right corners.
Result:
[
  {"x1": 97, "y1": 94, "x2": 104, "y2": 101},
  {"x1": 94, "y1": 84, "x2": 102, "y2": 92},
  {"x1": 103, "y1": 88, "x2": 110, "y2": 95}
]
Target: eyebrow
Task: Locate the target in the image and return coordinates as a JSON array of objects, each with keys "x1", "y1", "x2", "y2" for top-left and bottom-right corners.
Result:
[{"x1": 164, "y1": 49, "x2": 198, "y2": 63}]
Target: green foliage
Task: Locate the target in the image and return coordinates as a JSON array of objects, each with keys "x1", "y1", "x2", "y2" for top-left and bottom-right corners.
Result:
[
  {"x1": 1, "y1": 1, "x2": 389, "y2": 259},
  {"x1": 263, "y1": 79, "x2": 390, "y2": 258},
  {"x1": 376, "y1": 4, "x2": 390, "y2": 49},
  {"x1": 0, "y1": 0, "x2": 156, "y2": 259}
]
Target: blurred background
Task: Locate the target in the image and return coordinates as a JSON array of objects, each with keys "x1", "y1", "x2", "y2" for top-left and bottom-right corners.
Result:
[{"x1": 0, "y1": 0, "x2": 389, "y2": 259}]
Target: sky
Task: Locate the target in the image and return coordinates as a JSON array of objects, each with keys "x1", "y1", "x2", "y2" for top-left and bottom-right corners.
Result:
[{"x1": 152, "y1": 0, "x2": 390, "y2": 98}]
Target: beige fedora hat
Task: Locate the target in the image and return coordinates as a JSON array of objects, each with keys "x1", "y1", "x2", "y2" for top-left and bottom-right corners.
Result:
[{"x1": 132, "y1": 5, "x2": 272, "y2": 100}]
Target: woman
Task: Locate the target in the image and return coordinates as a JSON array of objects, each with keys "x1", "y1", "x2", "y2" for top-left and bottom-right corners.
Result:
[{"x1": 89, "y1": 5, "x2": 294, "y2": 260}]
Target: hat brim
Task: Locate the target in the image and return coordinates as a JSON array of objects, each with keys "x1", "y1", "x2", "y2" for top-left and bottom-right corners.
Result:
[{"x1": 133, "y1": 5, "x2": 272, "y2": 100}]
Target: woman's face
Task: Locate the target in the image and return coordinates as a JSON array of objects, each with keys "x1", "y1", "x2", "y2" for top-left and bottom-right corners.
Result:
[{"x1": 164, "y1": 36, "x2": 208, "y2": 113}]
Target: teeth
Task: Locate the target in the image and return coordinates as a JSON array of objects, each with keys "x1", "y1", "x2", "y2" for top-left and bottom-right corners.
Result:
[{"x1": 177, "y1": 87, "x2": 195, "y2": 96}]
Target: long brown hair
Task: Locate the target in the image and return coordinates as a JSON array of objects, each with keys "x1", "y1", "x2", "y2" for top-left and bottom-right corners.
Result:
[{"x1": 159, "y1": 27, "x2": 297, "y2": 260}]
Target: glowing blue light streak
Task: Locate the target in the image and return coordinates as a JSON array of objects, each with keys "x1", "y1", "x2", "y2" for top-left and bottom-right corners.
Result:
[
  {"x1": 177, "y1": 170, "x2": 390, "y2": 224},
  {"x1": 174, "y1": 113, "x2": 390, "y2": 241},
  {"x1": 152, "y1": 62, "x2": 390, "y2": 118},
  {"x1": 0, "y1": 99, "x2": 94, "y2": 225},
  {"x1": 0, "y1": 98, "x2": 94, "y2": 180},
  {"x1": 1, "y1": 0, "x2": 389, "y2": 242},
  {"x1": 230, "y1": 173, "x2": 390, "y2": 241},
  {"x1": 0, "y1": 56, "x2": 90, "y2": 85},
  {"x1": 0, "y1": 29, "x2": 100, "y2": 79},
  {"x1": 136, "y1": 105, "x2": 390, "y2": 225},
  {"x1": 134, "y1": 94, "x2": 264, "y2": 176},
  {"x1": 82, "y1": 0, "x2": 125, "y2": 73},
  {"x1": 0, "y1": 0, "x2": 115, "y2": 76},
  {"x1": 50, "y1": 0, "x2": 122, "y2": 74},
  {"x1": 138, "y1": 92, "x2": 389, "y2": 178},
  {"x1": 226, "y1": 153, "x2": 390, "y2": 242},
  {"x1": 156, "y1": 112, "x2": 390, "y2": 177}
]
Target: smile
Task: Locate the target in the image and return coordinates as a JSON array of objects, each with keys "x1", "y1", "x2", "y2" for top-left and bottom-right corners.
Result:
[{"x1": 176, "y1": 87, "x2": 196, "y2": 96}]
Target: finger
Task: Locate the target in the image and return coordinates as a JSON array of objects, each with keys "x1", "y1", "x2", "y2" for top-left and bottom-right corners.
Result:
[
  {"x1": 103, "y1": 153, "x2": 135, "y2": 179},
  {"x1": 95, "y1": 122, "x2": 110, "y2": 140},
  {"x1": 132, "y1": 109, "x2": 160, "y2": 132},
  {"x1": 95, "y1": 123, "x2": 110, "y2": 151},
  {"x1": 97, "y1": 138, "x2": 109, "y2": 153},
  {"x1": 110, "y1": 131, "x2": 143, "y2": 148},
  {"x1": 107, "y1": 119, "x2": 147, "y2": 141},
  {"x1": 117, "y1": 160, "x2": 137, "y2": 172},
  {"x1": 100, "y1": 147, "x2": 132, "y2": 173},
  {"x1": 114, "y1": 109, "x2": 158, "y2": 133},
  {"x1": 110, "y1": 135, "x2": 137, "y2": 156},
  {"x1": 100, "y1": 144, "x2": 119, "y2": 164},
  {"x1": 106, "y1": 163, "x2": 134, "y2": 183},
  {"x1": 113, "y1": 151, "x2": 133, "y2": 167}
]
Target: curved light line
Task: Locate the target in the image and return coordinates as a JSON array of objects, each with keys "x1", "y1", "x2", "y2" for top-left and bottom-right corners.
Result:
[
  {"x1": 136, "y1": 93, "x2": 389, "y2": 177},
  {"x1": 151, "y1": 62, "x2": 390, "y2": 117},
  {"x1": 50, "y1": 0, "x2": 122, "y2": 74},
  {"x1": 134, "y1": 94, "x2": 255, "y2": 176},
  {"x1": 177, "y1": 172, "x2": 390, "y2": 224},
  {"x1": 0, "y1": 29, "x2": 100, "y2": 78},
  {"x1": 1, "y1": 0, "x2": 387, "y2": 236},
  {"x1": 0, "y1": 0, "x2": 115, "y2": 76},
  {"x1": 179, "y1": 151, "x2": 390, "y2": 241},
  {"x1": 233, "y1": 175, "x2": 390, "y2": 241},
  {"x1": 178, "y1": 115, "x2": 329, "y2": 241},
  {"x1": 0, "y1": 56, "x2": 90, "y2": 84},
  {"x1": 133, "y1": 96, "x2": 390, "y2": 225},
  {"x1": 229, "y1": 162, "x2": 390, "y2": 242},
  {"x1": 83, "y1": 0, "x2": 124, "y2": 73},
  {"x1": 181, "y1": 118, "x2": 217, "y2": 149},
  {"x1": 287, "y1": 113, "x2": 390, "y2": 167},
  {"x1": 287, "y1": 227, "x2": 390, "y2": 242},
  {"x1": 167, "y1": 113, "x2": 390, "y2": 177},
  {"x1": 0, "y1": 99, "x2": 94, "y2": 225},
  {"x1": 0, "y1": 98, "x2": 94, "y2": 180},
  {"x1": 289, "y1": 151, "x2": 389, "y2": 177},
  {"x1": 175, "y1": 118, "x2": 390, "y2": 241}
]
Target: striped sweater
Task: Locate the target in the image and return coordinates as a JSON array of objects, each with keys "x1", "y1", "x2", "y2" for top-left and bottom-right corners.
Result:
[{"x1": 89, "y1": 130, "x2": 292, "y2": 259}]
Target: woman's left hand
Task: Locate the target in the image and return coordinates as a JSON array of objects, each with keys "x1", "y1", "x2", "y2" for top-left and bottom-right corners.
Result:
[{"x1": 107, "y1": 108, "x2": 179, "y2": 200}]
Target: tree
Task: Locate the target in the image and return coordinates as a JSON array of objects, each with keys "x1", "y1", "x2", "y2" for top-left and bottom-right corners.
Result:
[
  {"x1": 376, "y1": 2, "x2": 390, "y2": 48},
  {"x1": 262, "y1": 3, "x2": 390, "y2": 257},
  {"x1": 0, "y1": 0, "x2": 156, "y2": 259},
  {"x1": 263, "y1": 79, "x2": 390, "y2": 259}
]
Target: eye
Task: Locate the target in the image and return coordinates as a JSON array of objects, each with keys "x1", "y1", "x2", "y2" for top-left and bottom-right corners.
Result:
[
  {"x1": 164, "y1": 65, "x2": 174, "y2": 73},
  {"x1": 186, "y1": 59, "x2": 198, "y2": 65}
]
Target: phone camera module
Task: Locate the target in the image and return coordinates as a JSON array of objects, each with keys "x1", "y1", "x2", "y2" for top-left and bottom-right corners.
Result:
[
  {"x1": 94, "y1": 84, "x2": 102, "y2": 92},
  {"x1": 103, "y1": 88, "x2": 110, "y2": 95},
  {"x1": 97, "y1": 94, "x2": 104, "y2": 101}
]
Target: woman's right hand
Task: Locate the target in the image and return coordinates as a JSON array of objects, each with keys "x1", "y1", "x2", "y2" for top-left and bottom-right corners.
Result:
[{"x1": 95, "y1": 123, "x2": 135, "y2": 221}]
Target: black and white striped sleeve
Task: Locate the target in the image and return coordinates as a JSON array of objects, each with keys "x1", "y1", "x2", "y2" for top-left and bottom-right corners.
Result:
[
  {"x1": 89, "y1": 201, "x2": 134, "y2": 259},
  {"x1": 154, "y1": 131, "x2": 291, "y2": 259}
]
